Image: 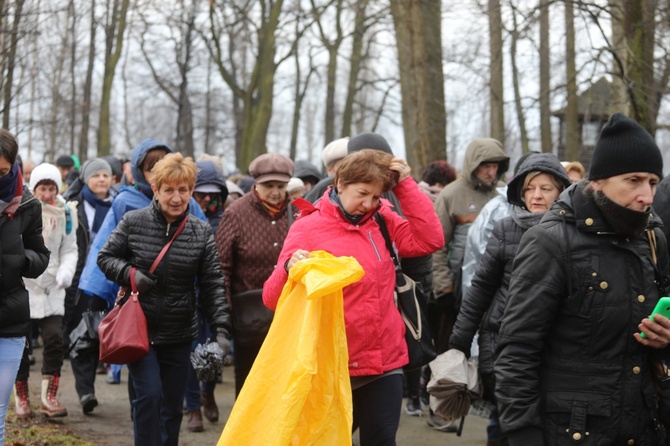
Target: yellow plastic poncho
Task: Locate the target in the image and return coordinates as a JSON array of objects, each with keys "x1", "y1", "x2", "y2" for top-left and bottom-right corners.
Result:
[{"x1": 217, "y1": 251, "x2": 364, "y2": 446}]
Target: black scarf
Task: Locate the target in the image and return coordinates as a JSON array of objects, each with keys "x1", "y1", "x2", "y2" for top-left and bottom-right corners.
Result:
[
  {"x1": 82, "y1": 184, "x2": 112, "y2": 236},
  {"x1": 329, "y1": 187, "x2": 378, "y2": 225},
  {"x1": 0, "y1": 163, "x2": 20, "y2": 214},
  {"x1": 593, "y1": 190, "x2": 651, "y2": 239}
]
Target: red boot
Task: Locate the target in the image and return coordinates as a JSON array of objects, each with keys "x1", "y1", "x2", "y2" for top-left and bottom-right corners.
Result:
[
  {"x1": 13, "y1": 380, "x2": 32, "y2": 418},
  {"x1": 40, "y1": 374, "x2": 67, "y2": 417}
]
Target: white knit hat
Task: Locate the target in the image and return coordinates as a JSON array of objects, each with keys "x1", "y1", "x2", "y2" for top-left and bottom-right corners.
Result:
[
  {"x1": 30, "y1": 163, "x2": 62, "y2": 191},
  {"x1": 321, "y1": 137, "x2": 349, "y2": 168}
]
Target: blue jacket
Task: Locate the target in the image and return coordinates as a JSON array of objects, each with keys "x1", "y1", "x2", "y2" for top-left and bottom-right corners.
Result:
[
  {"x1": 195, "y1": 160, "x2": 228, "y2": 233},
  {"x1": 78, "y1": 139, "x2": 206, "y2": 307}
]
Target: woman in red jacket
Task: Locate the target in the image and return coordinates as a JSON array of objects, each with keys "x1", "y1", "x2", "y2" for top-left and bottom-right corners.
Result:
[{"x1": 263, "y1": 148, "x2": 444, "y2": 446}]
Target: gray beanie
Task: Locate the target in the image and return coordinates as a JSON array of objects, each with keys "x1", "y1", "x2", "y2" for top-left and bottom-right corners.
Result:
[
  {"x1": 588, "y1": 113, "x2": 663, "y2": 180},
  {"x1": 347, "y1": 132, "x2": 393, "y2": 155},
  {"x1": 81, "y1": 158, "x2": 112, "y2": 184}
]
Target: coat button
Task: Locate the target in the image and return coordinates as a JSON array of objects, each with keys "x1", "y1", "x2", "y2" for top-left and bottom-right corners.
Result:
[
  {"x1": 628, "y1": 440, "x2": 635, "y2": 445},
  {"x1": 585, "y1": 218, "x2": 594, "y2": 226},
  {"x1": 271, "y1": 221, "x2": 276, "y2": 225},
  {"x1": 592, "y1": 272, "x2": 597, "y2": 277},
  {"x1": 273, "y1": 242, "x2": 278, "y2": 246},
  {"x1": 600, "y1": 281, "x2": 608, "y2": 290},
  {"x1": 572, "y1": 432, "x2": 582, "y2": 441},
  {"x1": 633, "y1": 366, "x2": 641, "y2": 374},
  {"x1": 638, "y1": 295, "x2": 645, "y2": 303}
]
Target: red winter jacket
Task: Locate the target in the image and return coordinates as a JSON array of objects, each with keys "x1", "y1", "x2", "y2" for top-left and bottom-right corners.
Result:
[{"x1": 263, "y1": 177, "x2": 444, "y2": 376}]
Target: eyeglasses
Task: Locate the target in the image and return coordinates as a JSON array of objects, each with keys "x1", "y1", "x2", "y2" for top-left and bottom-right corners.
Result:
[{"x1": 194, "y1": 192, "x2": 220, "y2": 199}]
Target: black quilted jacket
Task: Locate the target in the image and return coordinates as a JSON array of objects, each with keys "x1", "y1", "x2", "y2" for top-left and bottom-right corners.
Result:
[
  {"x1": 97, "y1": 200, "x2": 231, "y2": 344},
  {"x1": 495, "y1": 182, "x2": 670, "y2": 446},
  {"x1": 0, "y1": 187, "x2": 50, "y2": 337}
]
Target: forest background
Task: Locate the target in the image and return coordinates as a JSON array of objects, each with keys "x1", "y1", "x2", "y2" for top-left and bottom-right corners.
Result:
[{"x1": 0, "y1": 0, "x2": 668, "y2": 176}]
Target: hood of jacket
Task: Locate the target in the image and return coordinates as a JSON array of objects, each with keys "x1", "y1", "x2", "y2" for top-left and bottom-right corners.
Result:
[
  {"x1": 195, "y1": 160, "x2": 229, "y2": 204},
  {"x1": 506, "y1": 153, "x2": 571, "y2": 209},
  {"x1": 130, "y1": 139, "x2": 174, "y2": 197},
  {"x1": 462, "y1": 138, "x2": 510, "y2": 189}
]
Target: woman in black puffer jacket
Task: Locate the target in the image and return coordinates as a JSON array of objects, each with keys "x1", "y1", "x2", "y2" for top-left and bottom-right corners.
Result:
[
  {"x1": 449, "y1": 153, "x2": 570, "y2": 444},
  {"x1": 97, "y1": 153, "x2": 231, "y2": 446},
  {"x1": 0, "y1": 130, "x2": 50, "y2": 444}
]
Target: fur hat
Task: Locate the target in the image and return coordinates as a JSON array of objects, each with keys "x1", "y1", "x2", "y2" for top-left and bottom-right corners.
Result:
[
  {"x1": 588, "y1": 113, "x2": 663, "y2": 180},
  {"x1": 30, "y1": 163, "x2": 62, "y2": 191}
]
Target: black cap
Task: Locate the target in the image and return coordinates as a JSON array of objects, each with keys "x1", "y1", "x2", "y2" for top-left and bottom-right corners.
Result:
[
  {"x1": 56, "y1": 155, "x2": 74, "y2": 168},
  {"x1": 347, "y1": 132, "x2": 393, "y2": 155},
  {"x1": 588, "y1": 113, "x2": 663, "y2": 180}
]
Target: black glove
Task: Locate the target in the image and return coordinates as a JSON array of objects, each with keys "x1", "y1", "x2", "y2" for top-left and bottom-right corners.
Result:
[{"x1": 132, "y1": 269, "x2": 157, "y2": 293}]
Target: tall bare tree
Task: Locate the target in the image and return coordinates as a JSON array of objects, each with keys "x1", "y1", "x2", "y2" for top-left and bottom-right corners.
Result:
[
  {"x1": 98, "y1": 0, "x2": 130, "y2": 156},
  {"x1": 2, "y1": 0, "x2": 26, "y2": 129},
  {"x1": 538, "y1": 0, "x2": 552, "y2": 152},
  {"x1": 390, "y1": 0, "x2": 446, "y2": 172},
  {"x1": 564, "y1": 0, "x2": 579, "y2": 162},
  {"x1": 311, "y1": 0, "x2": 344, "y2": 145},
  {"x1": 489, "y1": 0, "x2": 504, "y2": 143},
  {"x1": 79, "y1": 0, "x2": 97, "y2": 160},
  {"x1": 341, "y1": 0, "x2": 370, "y2": 139},
  {"x1": 208, "y1": 0, "x2": 296, "y2": 170},
  {"x1": 510, "y1": 4, "x2": 529, "y2": 154}
]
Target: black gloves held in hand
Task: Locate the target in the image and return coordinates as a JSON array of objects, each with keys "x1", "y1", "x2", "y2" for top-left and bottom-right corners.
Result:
[{"x1": 131, "y1": 269, "x2": 157, "y2": 293}]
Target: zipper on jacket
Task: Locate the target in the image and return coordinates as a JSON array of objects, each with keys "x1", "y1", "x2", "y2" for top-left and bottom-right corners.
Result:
[
  {"x1": 165, "y1": 222, "x2": 171, "y2": 237},
  {"x1": 368, "y1": 231, "x2": 382, "y2": 261}
]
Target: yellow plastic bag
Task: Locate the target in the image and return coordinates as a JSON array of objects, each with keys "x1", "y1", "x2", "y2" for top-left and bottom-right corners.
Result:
[{"x1": 217, "y1": 251, "x2": 364, "y2": 446}]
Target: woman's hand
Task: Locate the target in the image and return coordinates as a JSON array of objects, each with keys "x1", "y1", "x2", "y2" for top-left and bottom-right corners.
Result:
[
  {"x1": 285, "y1": 250, "x2": 311, "y2": 272},
  {"x1": 635, "y1": 313, "x2": 670, "y2": 349},
  {"x1": 389, "y1": 158, "x2": 411, "y2": 182}
]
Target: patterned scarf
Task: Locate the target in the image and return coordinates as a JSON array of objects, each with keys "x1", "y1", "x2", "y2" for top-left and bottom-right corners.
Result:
[
  {"x1": 329, "y1": 187, "x2": 379, "y2": 225},
  {"x1": 0, "y1": 163, "x2": 22, "y2": 215},
  {"x1": 593, "y1": 190, "x2": 651, "y2": 239},
  {"x1": 255, "y1": 189, "x2": 287, "y2": 219},
  {"x1": 82, "y1": 184, "x2": 112, "y2": 235}
]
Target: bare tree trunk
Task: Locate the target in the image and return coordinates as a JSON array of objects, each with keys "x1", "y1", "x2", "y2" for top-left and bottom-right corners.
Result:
[
  {"x1": 539, "y1": 0, "x2": 552, "y2": 152},
  {"x1": 391, "y1": 0, "x2": 447, "y2": 171},
  {"x1": 565, "y1": 0, "x2": 579, "y2": 162},
  {"x1": 341, "y1": 0, "x2": 368, "y2": 139},
  {"x1": 289, "y1": 21, "x2": 315, "y2": 160},
  {"x1": 608, "y1": 0, "x2": 628, "y2": 115},
  {"x1": 510, "y1": 7, "x2": 529, "y2": 154},
  {"x1": 69, "y1": 0, "x2": 77, "y2": 156},
  {"x1": 79, "y1": 0, "x2": 96, "y2": 160},
  {"x1": 311, "y1": 0, "x2": 344, "y2": 146},
  {"x1": 2, "y1": 0, "x2": 25, "y2": 129},
  {"x1": 489, "y1": 0, "x2": 504, "y2": 143},
  {"x1": 98, "y1": 0, "x2": 130, "y2": 157}
]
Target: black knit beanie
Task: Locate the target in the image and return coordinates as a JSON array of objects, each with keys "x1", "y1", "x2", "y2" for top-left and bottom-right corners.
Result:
[
  {"x1": 588, "y1": 112, "x2": 663, "y2": 180},
  {"x1": 347, "y1": 132, "x2": 394, "y2": 155}
]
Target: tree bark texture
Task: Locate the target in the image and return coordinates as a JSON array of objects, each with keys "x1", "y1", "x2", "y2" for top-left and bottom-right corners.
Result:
[
  {"x1": 564, "y1": 0, "x2": 579, "y2": 162},
  {"x1": 539, "y1": 0, "x2": 552, "y2": 152},
  {"x1": 489, "y1": 0, "x2": 505, "y2": 144}
]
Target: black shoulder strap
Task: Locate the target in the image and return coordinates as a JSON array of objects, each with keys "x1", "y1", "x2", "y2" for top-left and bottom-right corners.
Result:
[{"x1": 374, "y1": 212, "x2": 407, "y2": 286}]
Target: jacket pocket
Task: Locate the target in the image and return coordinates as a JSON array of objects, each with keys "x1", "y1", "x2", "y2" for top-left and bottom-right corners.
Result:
[{"x1": 544, "y1": 391, "x2": 612, "y2": 445}]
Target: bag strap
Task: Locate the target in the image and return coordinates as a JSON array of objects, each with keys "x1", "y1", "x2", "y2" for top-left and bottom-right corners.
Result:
[
  {"x1": 373, "y1": 212, "x2": 407, "y2": 287},
  {"x1": 130, "y1": 267, "x2": 138, "y2": 293}
]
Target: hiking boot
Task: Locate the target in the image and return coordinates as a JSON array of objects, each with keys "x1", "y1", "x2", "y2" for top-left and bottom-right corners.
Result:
[
  {"x1": 80, "y1": 394, "x2": 98, "y2": 414},
  {"x1": 14, "y1": 380, "x2": 32, "y2": 418},
  {"x1": 405, "y1": 397, "x2": 423, "y2": 416},
  {"x1": 187, "y1": 409, "x2": 204, "y2": 432},
  {"x1": 200, "y1": 391, "x2": 219, "y2": 422},
  {"x1": 40, "y1": 374, "x2": 67, "y2": 417},
  {"x1": 426, "y1": 412, "x2": 457, "y2": 432}
]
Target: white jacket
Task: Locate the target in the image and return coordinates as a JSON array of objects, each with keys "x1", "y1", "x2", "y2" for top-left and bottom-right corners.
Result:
[{"x1": 25, "y1": 197, "x2": 78, "y2": 318}]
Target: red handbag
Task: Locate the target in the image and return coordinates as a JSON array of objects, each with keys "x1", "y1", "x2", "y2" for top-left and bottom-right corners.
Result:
[{"x1": 98, "y1": 216, "x2": 188, "y2": 364}]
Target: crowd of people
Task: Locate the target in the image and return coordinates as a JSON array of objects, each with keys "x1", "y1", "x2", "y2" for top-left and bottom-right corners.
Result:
[{"x1": 1, "y1": 111, "x2": 669, "y2": 446}]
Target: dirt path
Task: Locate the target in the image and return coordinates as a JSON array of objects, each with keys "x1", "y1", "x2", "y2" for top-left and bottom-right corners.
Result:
[{"x1": 7, "y1": 351, "x2": 488, "y2": 445}]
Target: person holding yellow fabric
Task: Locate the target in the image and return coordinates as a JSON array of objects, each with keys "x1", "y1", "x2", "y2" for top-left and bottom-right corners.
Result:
[{"x1": 263, "y1": 147, "x2": 444, "y2": 445}]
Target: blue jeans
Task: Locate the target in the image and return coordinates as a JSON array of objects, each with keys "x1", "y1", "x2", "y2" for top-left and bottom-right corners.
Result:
[
  {"x1": 128, "y1": 342, "x2": 191, "y2": 446},
  {"x1": 0, "y1": 337, "x2": 26, "y2": 443}
]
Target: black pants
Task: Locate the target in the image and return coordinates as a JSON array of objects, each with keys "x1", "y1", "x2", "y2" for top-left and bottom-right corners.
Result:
[
  {"x1": 353, "y1": 373, "x2": 403, "y2": 446},
  {"x1": 17, "y1": 315, "x2": 64, "y2": 381},
  {"x1": 233, "y1": 342, "x2": 263, "y2": 397}
]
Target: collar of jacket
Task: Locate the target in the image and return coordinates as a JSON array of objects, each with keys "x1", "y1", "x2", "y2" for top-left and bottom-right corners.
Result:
[
  {"x1": 545, "y1": 181, "x2": 662, "y2": 234},
  {"x1": 150, "y1": 198, "x2": 190, "y2": 228}
]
